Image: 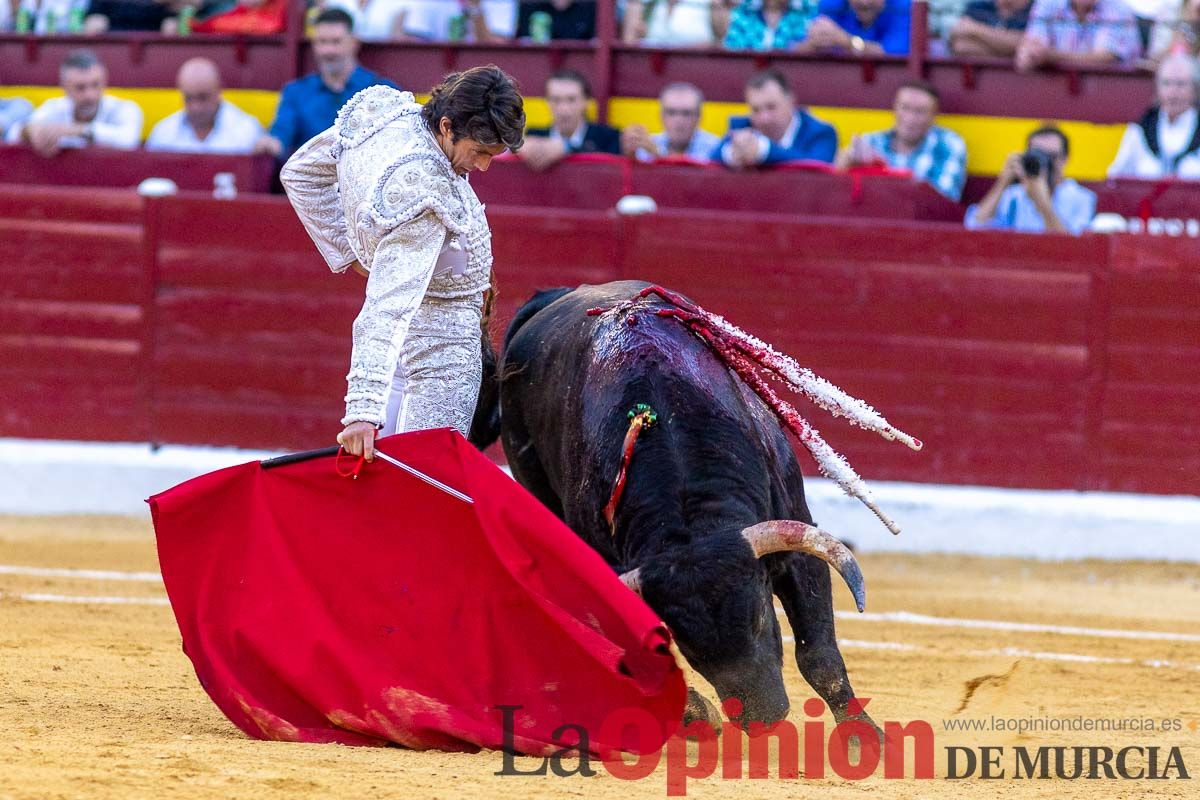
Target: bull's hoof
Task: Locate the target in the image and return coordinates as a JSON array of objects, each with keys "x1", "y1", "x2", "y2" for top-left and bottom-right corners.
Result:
[
  {"x1": 682, "y1": 687, "x2": 722, "y2": 734},
  {"x1": 832, "y1": 712, "x2": 885, "y2": 758}
]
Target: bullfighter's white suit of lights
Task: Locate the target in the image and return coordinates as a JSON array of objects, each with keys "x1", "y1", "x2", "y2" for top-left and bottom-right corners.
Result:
[{"x1": 281, "y1": 86, "x2": 492, "y2": 438}]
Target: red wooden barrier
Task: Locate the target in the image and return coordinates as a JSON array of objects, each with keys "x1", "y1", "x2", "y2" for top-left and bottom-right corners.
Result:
[
  {"x1": 1, "y1": 187, "x2": 1196, "y2": 495},
  {"x1": 14, "y1": 146, "x2": 1200, "y2": 231},
  {"x1": 472, "y1": 157, "x2": 965, "y2": 221},
  {"x1": 0, "y1": 33, "x2": 296, "y2": 90},
  {"x1": 0, "y1": 185, "x2": 147, "y2": 442},
  {"x1": 148, "y1": 193, "x2": 359, "y2": 448},
  {"x1": 0, "y1": 145, "x2": 275, "y2": 193},
  {"x1": 1100, "y1": 235, "x2": 1200, "y2": 495},
  {"x1": 618, "y1": 211, "x2": 1105, "y2": 490}
]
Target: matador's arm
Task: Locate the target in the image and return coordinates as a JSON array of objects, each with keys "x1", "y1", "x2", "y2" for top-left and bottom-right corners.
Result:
[
  {"x1": 342, "y1": 212, "x2": 447, "y2": 427},
  {"x1": 280, "y1": 126, "x2": 359, "y2": 273}
]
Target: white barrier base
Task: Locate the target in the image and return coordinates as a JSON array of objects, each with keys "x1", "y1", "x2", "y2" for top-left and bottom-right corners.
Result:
[
  {"x1": 803, "y1": 478, "x2": 1199, "y2": 563},
  {"x1": 0, "y1": 438, "x2": 283, "y2": 515},
  {"x1": 0, "y1": 438, "x2": 1196, "y2": 563}
]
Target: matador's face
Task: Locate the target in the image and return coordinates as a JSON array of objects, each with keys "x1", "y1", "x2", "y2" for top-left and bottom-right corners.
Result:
[{"x1": 435, "y1": 117, "x2": 508, "y2": 176}]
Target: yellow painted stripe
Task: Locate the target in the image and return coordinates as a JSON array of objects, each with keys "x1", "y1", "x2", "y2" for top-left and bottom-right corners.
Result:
[{"x1": 2, "y1": 86, "x2": 1123, "y2": 180}]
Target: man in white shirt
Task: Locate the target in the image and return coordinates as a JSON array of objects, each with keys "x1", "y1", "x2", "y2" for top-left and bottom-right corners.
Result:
[
  {"x1": 145, "y1": 58, "x2": 263, "y2": 154},
  {"x1": 1107, "y1": 54, "x2": 1200, "y2": 180},
  {"x1": 7, "y1": 49, "x2": 143, "y2": 157}
]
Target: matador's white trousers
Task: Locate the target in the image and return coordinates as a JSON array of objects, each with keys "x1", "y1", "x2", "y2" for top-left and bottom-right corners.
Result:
[{"x1": 380, "y1": 289, "x2": 485, "y2": 439}]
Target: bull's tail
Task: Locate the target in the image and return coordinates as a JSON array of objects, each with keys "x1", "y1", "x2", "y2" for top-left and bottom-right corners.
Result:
[{"x1": 468, "y1": 286, "x2": 573, "y2": 451}]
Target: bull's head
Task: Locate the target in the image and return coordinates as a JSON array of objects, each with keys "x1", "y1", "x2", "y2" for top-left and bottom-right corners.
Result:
[{"x1": 619, "y1": 521, "x2": 864, "y2": 728}]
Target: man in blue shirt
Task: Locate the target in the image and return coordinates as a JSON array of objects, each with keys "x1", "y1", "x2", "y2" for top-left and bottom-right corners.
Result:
[
  {"x1": 254, "y1": 8, "x2": 397, "y2": 160},
  {"x1": 800, "y1": 0, "x2": 912, "y2": 56},
  {"x1": 713, "y1": 69, "x2": 838, "y2": 168},
  {"x1": 965, "y1": 125, "x2": 1096, "y2": 235}
]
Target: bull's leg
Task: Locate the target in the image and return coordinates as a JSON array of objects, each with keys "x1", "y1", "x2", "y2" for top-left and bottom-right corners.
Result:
[
  {"x1": 772, "y1": 555, "x2": 880, "y2": 733},
  {"x1": 500, "y1": 418, "x2": 565, "y2": 520}
]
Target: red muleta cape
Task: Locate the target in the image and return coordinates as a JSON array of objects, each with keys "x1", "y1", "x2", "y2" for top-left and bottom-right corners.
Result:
[{"x1": 148, "y1": 428, "x2": 685, "y2": 756}]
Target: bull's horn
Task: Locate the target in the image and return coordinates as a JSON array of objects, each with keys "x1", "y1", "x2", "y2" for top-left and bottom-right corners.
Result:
[
  {"x1": 741, "y1": 520, "x2": 866, "y2": 612},
  {"x1": 618, "y1": 567, "x2": 642, "y2": 597}
]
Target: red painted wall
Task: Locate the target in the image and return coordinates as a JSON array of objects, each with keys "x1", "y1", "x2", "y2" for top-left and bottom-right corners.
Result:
[{"x1": 0, "y1": 186, "x2": 1196, "y2": 495}]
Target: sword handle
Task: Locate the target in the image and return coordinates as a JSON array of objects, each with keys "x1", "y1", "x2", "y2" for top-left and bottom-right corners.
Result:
[{"x1": 259, "y1": 445, "x2": 341, "y2": 470}]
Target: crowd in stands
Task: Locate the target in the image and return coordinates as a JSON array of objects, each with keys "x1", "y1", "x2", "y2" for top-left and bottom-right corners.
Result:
[
  {"x1": 1, "y1": 0, "x2": 1199, "y2": 67},
  {"x1": 2, "y1": 3, "x2": 1200, "y2": 235}
]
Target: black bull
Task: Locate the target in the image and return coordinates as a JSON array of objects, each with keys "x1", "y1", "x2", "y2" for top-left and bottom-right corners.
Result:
[{"x1": 469, "y1": 280, "x2": 875, "y2": 730}]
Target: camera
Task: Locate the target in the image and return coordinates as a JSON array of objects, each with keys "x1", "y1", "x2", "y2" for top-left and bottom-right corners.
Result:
[{"x1": 1020, "y1": 149, "x2": 1055, "y2": 179}]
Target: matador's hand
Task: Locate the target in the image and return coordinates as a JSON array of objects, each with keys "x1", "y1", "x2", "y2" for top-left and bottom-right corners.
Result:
[{"x1": 337, "y1": 421, "x2": 379, "y2": 461}]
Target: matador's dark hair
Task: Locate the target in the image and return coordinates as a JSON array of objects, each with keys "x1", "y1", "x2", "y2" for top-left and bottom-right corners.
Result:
[{"x1": 421, "y1": 65, "x2": 525, "y2": 153}]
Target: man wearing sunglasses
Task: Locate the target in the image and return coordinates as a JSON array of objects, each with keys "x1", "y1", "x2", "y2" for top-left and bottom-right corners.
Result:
[{"x1": 622, "y1": 82, "x2": 721, "y2": 162}]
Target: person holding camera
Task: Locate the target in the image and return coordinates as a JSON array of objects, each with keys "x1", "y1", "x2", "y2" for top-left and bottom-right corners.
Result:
[{"x1": 964, "y1": 125, "x2": 1096, "y2": 234}]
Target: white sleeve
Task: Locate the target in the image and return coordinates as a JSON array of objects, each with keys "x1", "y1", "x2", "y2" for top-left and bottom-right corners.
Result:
[
  {"x1": 92, "y1": 99, "x2": 143, "y2": 150},
  {"x1": 342, "y1": 212, "x2": 447, "y2": 427},
  {"x1": 144, "y1": 118, "x2": 171, "y2": 152},
  {"x1": 6, "y1": 97, "x2": 59, "y2": 143},
  {"x1": 1106, "y1": 124, "x2": 1143, "y2": 179},
  {"x1": 279, "y1": 126, "x2": 358, "y2": 272}
]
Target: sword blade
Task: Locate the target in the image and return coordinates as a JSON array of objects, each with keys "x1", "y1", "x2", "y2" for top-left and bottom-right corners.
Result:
[{"x1": 374, "y1": 451, "x2": 474, "y2": 504}]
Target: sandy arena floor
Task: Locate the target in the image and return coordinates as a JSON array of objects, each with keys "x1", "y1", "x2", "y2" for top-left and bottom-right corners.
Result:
[{"x1": 1, "y1": 514, "x2": 1198, "y2": 800}]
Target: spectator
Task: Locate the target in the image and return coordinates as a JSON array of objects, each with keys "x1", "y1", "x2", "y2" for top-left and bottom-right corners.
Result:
[
  {"x1": 965, "y1": 125, "x2": 1096, "y2": 234},
  {"x1": 323, "y1": 0, "x2": 516, "y2": 41},
  {"x1": 713, "y1": 68, "x2": 837, "y2": 168},
  {"x1": 13, "y1": 0, "x2": 74, "y2": 33},
  {"x1": 711, "y1": 0, "x2": 741, "y2": 40},
  {"x1": 798, "y1": 0, "x2": 912, "y2": 55},
  {"x1": 5, "y1": 49, "x2": 143, "y2": 157},
  {"x1": 1149, "y1": 0, "x2": 1200, "y2": 61},
  {"x1": 320, "y1": 0, "x2": 405, "y2": 40},
  {"x1": 192, "y1": 0, "x2": 285, "y2": 33},
  {"x1": 835, "y1": 80, "x2": 967, "y2": 200},
  {"x1": 519, "y1": 69, "x2": 621, "y2": 171},
  {"x1": 621, "y1": 82, "x2": 721, "y2": 162},
  {"x1": 457, "y1": 0, "x2": 519, "y2": 40},
  {"x1": 723, "y1": 0, "x2": 817, "y2": 50},
  {"x1": 0, "y1": 88, "x2": 33, "y2": 141},
  {"x1": 254, "y1": 8, "x2": 396, "y2": 159},
  {"x1": 623, "y1": 0, "x2": 719, "y2": 46},
  {"x1": 928, "y1": 0, "x2": 969, "y2": 46},
  {"x1": 84, "y1": 0, "x2": 178, "y2": 32},
  {"x1": 1107, "y1": 54, "x2": 1200, "y2": 178},
  {"x1": 1016, "y1": 0, "x2": 1141, "y2": 70},
  {"x1": 513, "y1": 0, "x2": 594, "y2": 39},
  {"x1": 145, "y1": 58, "x2": 263, "y2": 153},
  {"x1": 950, "y1": 0, "x2": 1032, "y2": 56}
]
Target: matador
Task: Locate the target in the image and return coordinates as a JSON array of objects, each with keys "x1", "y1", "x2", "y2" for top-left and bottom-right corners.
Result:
[{"x1": 280, "y1": 68, "x2": 525, "y2": 459}]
